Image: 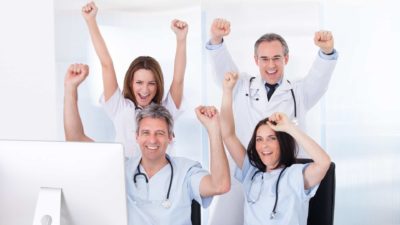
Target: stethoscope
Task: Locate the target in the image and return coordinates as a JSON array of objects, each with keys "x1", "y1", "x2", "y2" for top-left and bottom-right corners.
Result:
[
  {"x1": 245, "y1": 77, "x2": 298, "y2": 126},
  {"x1": 133, "y1": 156, "x2": 174, "y2": 209},
  {"x1": 248, "y1": 167, "x2": 287, "y2": 219}
]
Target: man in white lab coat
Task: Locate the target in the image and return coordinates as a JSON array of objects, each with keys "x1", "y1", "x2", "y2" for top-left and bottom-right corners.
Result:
[{"x1": 205, "y1": 18, "x2": 338, "y2": 225}]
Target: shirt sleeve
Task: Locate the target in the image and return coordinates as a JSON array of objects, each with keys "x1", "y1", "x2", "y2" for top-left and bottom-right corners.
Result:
[
  {"x1": 162, "y1": 91, "x2": 184, "y2": 120},
  {"x1": 234, "y1": 155, "x2": 252, "y2": 183},
  {"x1": 318, "y1": 49, "x2": 339, "y2": 60},
  {"x1": 287, "y1": 164, "x2": 320, "y2": 201},
  {"x1": 186, "y1": 163, "x2": 213, "y2": 208},
  {"x1": 205, "y1": 40, "x2": 224, "y2": 50},
  {"x1": 99, "y1": 88, "x2": 133, "y2": 119}
]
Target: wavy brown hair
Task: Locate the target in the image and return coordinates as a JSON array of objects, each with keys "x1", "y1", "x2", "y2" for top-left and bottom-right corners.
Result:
[{"x1": 122, "y1": 56, "x2": 164, "y2": 106}]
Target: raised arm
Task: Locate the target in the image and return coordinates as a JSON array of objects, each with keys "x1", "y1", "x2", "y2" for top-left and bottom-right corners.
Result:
[
  {"x1": 207, "y1": 18, "x2": 239, "y2": 87},
  {"x1": 64, "y1": 64, "x2": 94, "y2": 142},
  {"x1": 195, "y1": 106, "x2": 230, "y2": 197},
  {"x1": 168, "y1": 19, "x2": 188, "y2": 109},
  {"x1": 220, "y1": 72, "x2": 246, "y2": 169},
  {"x1": 267, "y1": 112, "x2": 331, "y2": 189},
  {"x1": 303, "y1": 30, "x2": 337, "y2": 109},
  {"x1": 82, "y1": 2, "x2": 118, "y2": 101}
]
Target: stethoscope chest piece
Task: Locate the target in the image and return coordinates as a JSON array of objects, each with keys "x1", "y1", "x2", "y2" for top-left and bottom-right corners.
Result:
[
  {"x1": 161, "y1": 199, "x2": 172, "y2": 209},
  {"x1": 292, "y1": 118, "x2": 299, "y2": 126}
]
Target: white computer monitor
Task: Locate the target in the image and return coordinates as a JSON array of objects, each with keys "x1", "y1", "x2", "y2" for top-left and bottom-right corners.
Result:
[{"x1": 0, "y1": 140, "x2": 128, "y2": 225}]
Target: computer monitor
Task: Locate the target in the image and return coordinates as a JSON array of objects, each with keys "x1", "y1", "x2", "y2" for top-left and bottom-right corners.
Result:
[{"x1": 0, "y1": 140, "x2": 128, "y2": 225}]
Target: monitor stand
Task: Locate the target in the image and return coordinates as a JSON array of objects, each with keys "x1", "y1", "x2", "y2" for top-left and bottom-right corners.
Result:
[{"x1": 32, "y1": 187, "x2": 62, "y2": 225}]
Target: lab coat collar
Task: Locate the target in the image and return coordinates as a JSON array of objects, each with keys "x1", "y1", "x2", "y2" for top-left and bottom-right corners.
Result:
[{"x1": 251, "y1": 76, "x2": 293, "y2": 92}]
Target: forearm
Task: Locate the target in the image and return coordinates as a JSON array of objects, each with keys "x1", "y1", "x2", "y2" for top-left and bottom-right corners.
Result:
[
  {"x1": 207, "y1": 126, "x2": 230, "y2": 194},
  {"x1": 208, "y1": 44, "x2": 239, "y2": 87},
  {"x1": 169, "y1": 38, "x2": 187, "y2": 108},
  {"x1": 63, "y1": 86, "x2": 93, "y2": 142},
  {"x1": 85, "y1": 19, "x2": 113, "y2": 67},
  {"x1": 303, "y1": 55, "x2": 337, "y2": 109},
  {"x1": 288, "y1": 128, "x2": 330, "y2": 168},
  {"x1": 85, "y1": 19, "x2": 118, "y2": 100},
  {"x1": 220, "y1": 90, "x2": 235, "y2": 138},
  {"x1": 220, "y1": 90, "x2": 246, "y2": 168}
]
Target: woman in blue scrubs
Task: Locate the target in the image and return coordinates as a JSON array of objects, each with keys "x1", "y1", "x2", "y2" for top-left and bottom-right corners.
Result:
[{"x1": 220, "y1": 72, "x2": 331, "y2": 225}]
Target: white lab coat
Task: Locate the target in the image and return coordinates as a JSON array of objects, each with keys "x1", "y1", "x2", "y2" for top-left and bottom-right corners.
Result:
[{"x1": 207, "y1": 42, "x2": 337, "y2": 225}]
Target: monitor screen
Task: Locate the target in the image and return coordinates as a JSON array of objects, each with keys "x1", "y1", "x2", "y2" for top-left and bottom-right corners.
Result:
[{"x1": 0, "y1": 140, "x2": 128, "y2": 225}]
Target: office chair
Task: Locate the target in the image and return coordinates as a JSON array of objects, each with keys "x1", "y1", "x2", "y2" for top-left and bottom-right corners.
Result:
[
  {"x1": 191, "y1": 200, "x2": 201, "y2": 225},
  {"x1": 296, "y1": 158, "x2": 336, "y2": 225}
]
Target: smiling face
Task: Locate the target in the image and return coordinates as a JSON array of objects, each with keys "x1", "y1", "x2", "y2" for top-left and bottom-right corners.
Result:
[
  {"x1": 136, "y1": 117, "x2": 172, "y2": 162},
  {"x1": 254, "y1": 40, "x2": 289, "y2": 85},
  {"x1": 255, "y1": 124, "x2": 281, "y2": 171},
  {"x1": 131, "y1": 69, "x2": 157, "y2": 107},
  {"x1": 123, "y1": 56, "x2": 164, "y2": 107}
]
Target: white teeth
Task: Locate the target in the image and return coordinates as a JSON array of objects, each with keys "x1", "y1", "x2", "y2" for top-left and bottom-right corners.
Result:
[
  {"x1": 146, "y1": 145, "x2": 158, "y2": 150},
  {"x1": 262, "y1": 151, "x2": 272, "y2": 155},
  {"x1": 139, "y1": 94, "x2": 149, "y2": 99},
  {"x1": 267, "y1": 70, "x2": 277, "y2": 74}
]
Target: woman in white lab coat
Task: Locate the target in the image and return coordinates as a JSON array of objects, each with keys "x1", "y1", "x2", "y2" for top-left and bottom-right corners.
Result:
[{"x1": 220, "y1": 72, "x2": 331, "y2": 225}]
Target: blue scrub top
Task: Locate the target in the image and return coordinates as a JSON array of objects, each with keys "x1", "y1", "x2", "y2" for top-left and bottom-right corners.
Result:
[
  {"x1": 235, "y1": 156, "x2": 319, "y2": 225},
  {"x1": 125, "y1": 155, "x2": 212, "y2": 225}
]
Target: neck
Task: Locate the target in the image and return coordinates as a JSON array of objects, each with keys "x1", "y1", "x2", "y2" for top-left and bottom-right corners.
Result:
[
  {"x1": 266, "y1": 163, "x2": 282, "y2": 172},
  {"x1": 141, "y1": 156, "x2": 168, "y2": 178}
]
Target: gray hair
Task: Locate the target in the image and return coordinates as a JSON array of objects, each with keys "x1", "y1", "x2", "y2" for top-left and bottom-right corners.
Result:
[
  {"x1": 254, "y1": 33, "x2": 289, "y2": 56},
  {"x1": 136, "y1": 104, "x2": 174, "y2": 137}
]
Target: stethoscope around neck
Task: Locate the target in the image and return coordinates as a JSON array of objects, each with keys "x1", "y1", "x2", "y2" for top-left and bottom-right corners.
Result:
[
  {"x1": 249, "y1": 167, "x2": 287, "y2": 219},
  {"x1": 245, "y1": 77, "x2": 298, "y2": 126},
  {"x1": 133, "y1": 156, "x2": 174, "y2": 209}
]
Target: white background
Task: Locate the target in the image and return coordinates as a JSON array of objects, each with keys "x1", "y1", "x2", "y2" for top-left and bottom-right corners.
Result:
[{"x1": 1, "y1": 0, "x2": 399, "y2": 224}]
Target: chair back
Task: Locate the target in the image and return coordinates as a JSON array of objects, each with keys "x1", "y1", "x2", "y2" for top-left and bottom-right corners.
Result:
[
  {"x1": 296, "y1": 158, "x2": 336, "y2": 225},
  {"x1": 191, "y1": 200, "x2": 201, "y2": 225}
]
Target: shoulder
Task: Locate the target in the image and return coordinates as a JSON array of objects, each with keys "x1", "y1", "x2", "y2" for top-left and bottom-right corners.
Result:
[
  {"x1": 124, "y1": 156, "x2": 141, "y2": 173},
  {"x1": 283, "y1": 163, "x2": 308, "y2": 186},
  {"x1": 170, "y1": 156, "x2": 202, "y2": 171}
]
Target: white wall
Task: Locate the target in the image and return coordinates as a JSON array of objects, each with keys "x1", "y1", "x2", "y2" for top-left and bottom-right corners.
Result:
[
  {"x1": 324, "y1": 0, "x2": 400, "y2": 224},
  {"x1": 2, "y1": 0, "x2": 400, "y2": 224},
  {"x1": 0, "y1": 0, "x2": 57, "y2": 140}
]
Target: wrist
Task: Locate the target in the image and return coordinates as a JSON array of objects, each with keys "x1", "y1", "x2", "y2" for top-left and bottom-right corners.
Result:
[
  {"x1": 321, "y1": 48, "x2": 334, "y2": 55},
  {"x1": 210, "y1": 36, "x2": 223, "y2": 45},
  {"x1": 85, "y1": 18, "x2": 97, "y2": 24},
  {"x1": 64, "y1": 84, "x2": 79, "y2": 92},
  {"x1": 176, "y1": 36, "x2": 187, "y2": 43}
]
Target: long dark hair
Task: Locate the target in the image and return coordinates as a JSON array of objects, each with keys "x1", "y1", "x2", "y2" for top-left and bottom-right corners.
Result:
[{"x1": 247, "y1": 117, "x2": 297, "y2": 172}]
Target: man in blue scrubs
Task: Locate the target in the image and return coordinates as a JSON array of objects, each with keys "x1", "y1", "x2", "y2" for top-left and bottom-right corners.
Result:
[{"x1": 125, "y1": 104, "x2": 231, "y2": 225}]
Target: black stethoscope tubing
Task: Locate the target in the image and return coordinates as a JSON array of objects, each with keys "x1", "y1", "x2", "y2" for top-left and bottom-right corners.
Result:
[
  {"x1": 251, "y1": 167, "x2": 287, "y2": 219},
  {"x1": 133, "y1": 156, "x2": 174, "y2": 202},
  {"x1": 246, "y1": 77, "x2": 297, "y2": 119}
]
